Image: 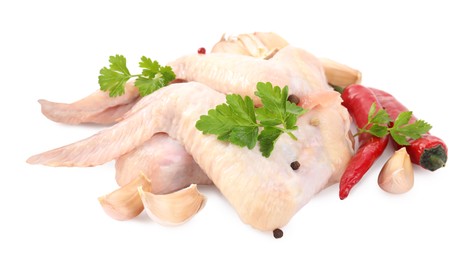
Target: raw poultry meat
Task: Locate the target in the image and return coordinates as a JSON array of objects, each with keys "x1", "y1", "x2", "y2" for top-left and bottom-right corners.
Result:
[
  {"x1": 28, "y1": 38, "x2": 355, "y2": 230},
  {"x1": 98, "y1": 133, "x2": 209, "y2": 222},
  {"x1": 115, "y1": 133, "x2": 212, "y2": 194},
  {"x1": 27, "y1": 82, "x2": 353, "y2": 230},
  {"x1": 38, "y1": 81, "x2": 140, "y2": 124},
  {"x1": 211, "y1": 32, "x2": 362, "y2": 88},
  {"x1": 168, "y1": 45, "x2": 330, "y2": 109},
  {"x1": 35, "y1": 33, "x2": 358, "y2": 126}
]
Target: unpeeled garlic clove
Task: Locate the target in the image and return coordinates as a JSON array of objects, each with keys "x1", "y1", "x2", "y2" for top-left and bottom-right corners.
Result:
[
  {"x1": 98, "y1": 173, "x2": 151, "y2": 220},
  {"x1": 211, "y1": 34, "x2": 250, "y2": 56},
  {"x1": 378, "y1": 148, "x2": 414, "y2": 194},
  {"x1": 138, "y1": 184, "x2": 206, "y2": 225},
  {"x1": 237, "y1": 33, "x2": 269, "y2": 58},
  {"x1": 211, "y1": 33, "x2": 282, "y2": 59},
  {"x1": 319, "y1": 58, "x2": 362, "y2": 88},
  {"x1": 253, "y1": 32, "x2": 289, "y2": 51}
]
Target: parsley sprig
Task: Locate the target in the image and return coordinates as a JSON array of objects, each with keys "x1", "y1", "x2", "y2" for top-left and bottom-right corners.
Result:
[
  {"x1": 195, "y1": 82, "x2": 306, "y2": 157},
  {"x1": 358, "y1": 103, "x2": 432, "y2": 145},
  {"x1": 98, "y1": 55, "x2": 175, "y2": 97}
]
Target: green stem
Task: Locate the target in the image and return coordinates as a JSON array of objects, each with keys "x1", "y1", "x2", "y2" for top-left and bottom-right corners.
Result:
[
  {"x1": 266, "y1": 125, "x2": 298, "y2": 141},
  {"x1": 353, "y1": 127, "x2": 367, "y2": 137},
  {"x1": 329, "y1": 84, "x2": 345, "y2": 94},
  {"x1": 286, "y1": 131, "x2": 298, "y2": 140}
]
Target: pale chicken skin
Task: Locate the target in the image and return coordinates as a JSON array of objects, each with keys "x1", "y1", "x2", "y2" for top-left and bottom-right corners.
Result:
[
  {"x1": 38, "y1": 44, "x2": 329, "y2": 125},
  {"x1": 27, "y1": 82, "x2": 353, "y2": 231},
  {"x1": 115, "y1": 133, "x2": 212, "y2": 194},
  {"x1": 168, "y1": 46, "x2": 330, "y2": 109},
  {"x1": 38, "y1": 81, "x2": 140, "y2": 125}
]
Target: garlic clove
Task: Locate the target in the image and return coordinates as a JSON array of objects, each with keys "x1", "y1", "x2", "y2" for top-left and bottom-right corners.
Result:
[
  {"x1": 318, "y1": 58, "x2": 362, "y2": 88},
  {"x1": 138, "y1": 184, "x2": 206, "y2": 225},
  {"x1": 378, "y1": 147, "x2": 414, "y2": 194},
  {"x1": 210, "y1": 34, "x2": 250, "y2": 56},
  {"x1": 98, "y1": 173, "x2": 151, "y2": 220},
  {"x1": 237, "y1": 34, "x2": 268, "y2": 58},
  {"x1": 253, "y1": 32, "x2": 289, "y2": 51}
]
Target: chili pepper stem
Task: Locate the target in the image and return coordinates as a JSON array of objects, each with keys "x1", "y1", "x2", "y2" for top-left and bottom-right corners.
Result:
[{"x1": 429, "y1": 155, "x2": 446, "y2": 169}]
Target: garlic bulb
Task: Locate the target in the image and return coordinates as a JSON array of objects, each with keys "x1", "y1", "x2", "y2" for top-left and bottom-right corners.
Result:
[{"x1": 378, "y1": 148, "x2": 414, "y2": 194}]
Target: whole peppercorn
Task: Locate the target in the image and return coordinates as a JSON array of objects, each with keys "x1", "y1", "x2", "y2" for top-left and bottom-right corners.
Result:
[
  {"x1": 273, "y1": 228, "x2": 284, "y2": 239},
  {"x1": 290, "y1": 161, "x2": 300, "y2": 170},
  {"x1": 197, "y1": 47, "x2": 206, "y2": 54},
  {"x1": 287, "y1": 94, "x2": 300, "y2": 105}
]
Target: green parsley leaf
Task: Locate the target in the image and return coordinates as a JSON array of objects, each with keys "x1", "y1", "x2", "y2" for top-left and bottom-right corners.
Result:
[
  {"x1": 135, "y1": 56, "x2": 176, "y2": 96},
  {"x1": 393, "y1": 111, "x2": 412, "y2": 127},
  {"x1": 390, "y1": 112, "x2": 432, "y2": 145},
  {"x1": 366, "y1": 124, "x2": 390, "y2": 138},
  {"x1": 195, "y1": 94, "x2": 259, "y2": 149},
  {"x1": 399, "y1": 120, "x2": 432, "y2": 139},
  {"x1": 255, "y1": 82, "x2": 305, "y2": 130},
  {"x1": 255, "y1": 82, "x2": 286, "y2": 114},
  {"x1": 389, "y1": 130, "x2": 409, "y2": 145},
  {"x1": 357, "y1": 103, "x2": 391, "y2": 137},
  {"x1": 284, "y1": 113, "x2": 299, "y2": 131},
  {"x1": 139, "y1": 56, "x2": 160, "y2": 78},
  {"x1": 369, "y1": 103, "x2": 392, "y2": 125},
  {"x1": 196, "y1": 82, "x2": 306, "y2": 158},
  {"x1": 357, "y1": 103, "x2": 433, "y2": 146},
  {"x1": 98, "y1": 55, "x2": 175, "y2": 97},
  {"x1": 98, "y1": 55, "x2": 132, "y2": 97},
  {"x1": 367, "y1": 102, "x2": 377, "y2": 122},
  {"x1": 258, "y1": 127, "x2": 284, "y2": 157}
]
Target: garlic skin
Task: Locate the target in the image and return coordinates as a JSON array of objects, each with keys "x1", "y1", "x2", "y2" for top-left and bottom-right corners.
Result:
[
  {"x1": 98, "y1": 174, "x2": 151, "y2": 220},
  {"x1": 378, "y1": 148, "x2": 414, "y2": 194},
  {"x1": 138, "y1": 184, "x2": 206, "y2": 225}
]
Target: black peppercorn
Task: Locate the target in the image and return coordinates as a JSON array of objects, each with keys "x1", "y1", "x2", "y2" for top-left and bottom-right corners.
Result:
[
  {"x1": 290, "y1": 161, "x2": 300, "y2": 170},
  {"x1": 273, "y1": 228, "x2": 284, "y2": 239},
  {"x1": 287, "y1": 94, "x2": 300, "y2": 105}
]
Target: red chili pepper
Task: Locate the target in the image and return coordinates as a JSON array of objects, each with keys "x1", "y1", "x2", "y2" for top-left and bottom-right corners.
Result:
[
  {"x1": 339, "y1": 84, "x2": 389, "y2": 200},
  {"x1": 371, "y1": 88, "x2": 448, "y2": 171}
]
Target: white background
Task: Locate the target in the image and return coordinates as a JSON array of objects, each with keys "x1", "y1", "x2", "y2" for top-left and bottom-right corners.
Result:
[{"x1": 1, "y1": 0, "x2": 470, "y2": 259}]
